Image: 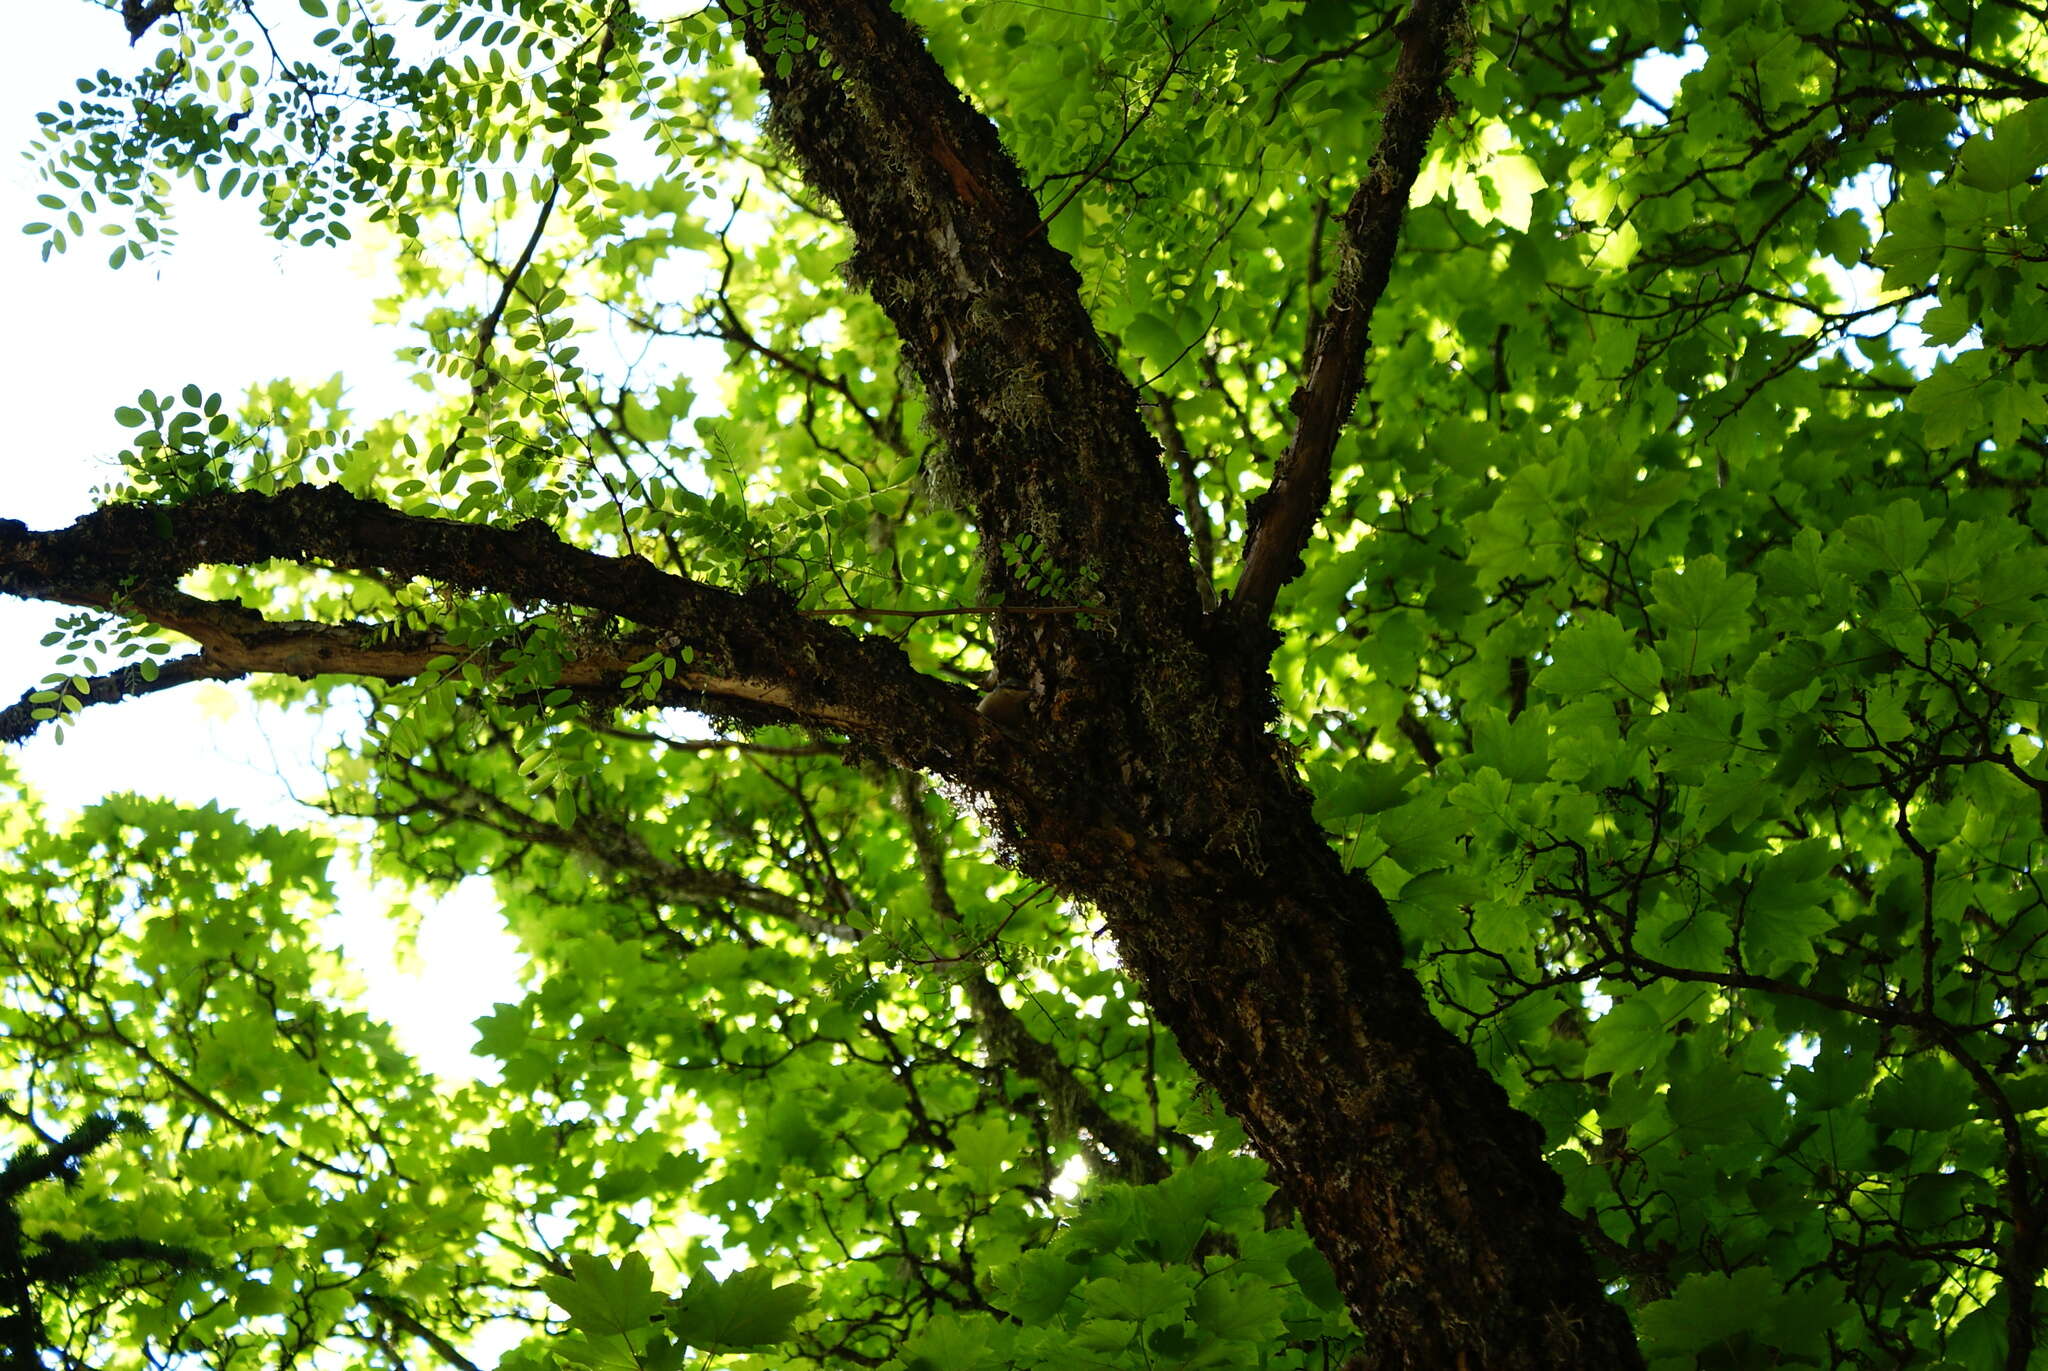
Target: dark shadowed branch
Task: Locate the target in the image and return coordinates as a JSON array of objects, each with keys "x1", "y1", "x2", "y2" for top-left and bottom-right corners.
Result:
[
  {"x1": 0, "y1": 489, "x2": 984, "y2": 770},
  {"x1": 1232, "y1": 0, "x2": 1469, "y2": 628}
]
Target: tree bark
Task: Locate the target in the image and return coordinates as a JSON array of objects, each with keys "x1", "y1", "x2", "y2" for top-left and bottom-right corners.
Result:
[
  {"x1": 730, "y1": 5, "x2": 1645, "y2": 1364},
  {"x1": 1003, "y1": 780, "x2": 1641, "y2": 1368}
]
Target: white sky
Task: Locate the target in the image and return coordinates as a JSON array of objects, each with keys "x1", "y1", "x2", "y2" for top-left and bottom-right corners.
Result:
[{"x1": 0, "y1": 4, "x2": 524, "y2": 1081}]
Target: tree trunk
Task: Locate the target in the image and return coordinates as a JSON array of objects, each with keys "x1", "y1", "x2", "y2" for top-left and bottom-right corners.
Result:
[
  {"x1": 728, "y1": 4, "x2": 1647, "y2": 1364},
  {"x1": 1055, "y1": 795, "x2": 1637, "y2": 1368}
]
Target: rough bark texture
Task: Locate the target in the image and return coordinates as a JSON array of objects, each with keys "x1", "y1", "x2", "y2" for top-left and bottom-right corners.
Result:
[
  {"x1": 1085, "y1": 804, "x2": 1636, "y2": 1369},
  {"x1": 740, "y1": 0, "x2": 1222, "y2": 808},
  {"x1": 0, "y1": 3, "x2": 1650, "y2": 1365},
  {"x1": 734, "y1": 5, "x2": 1645, "y2": 1366}
]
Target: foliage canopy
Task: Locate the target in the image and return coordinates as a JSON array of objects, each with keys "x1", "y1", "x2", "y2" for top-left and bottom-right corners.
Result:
[{"x1": 4, "y1": 0, "x2": 2048, "y2": 1368}]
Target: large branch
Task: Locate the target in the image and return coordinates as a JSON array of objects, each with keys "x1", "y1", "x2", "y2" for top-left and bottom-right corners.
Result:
[
  {"x1": 0, "y1": 489, "x2": 982, "y2": 769},
  {"x1": 737, "y1": 2, "x2": 1205, "y2": 673},
  {"x1": 1231, "y1": 0, "x2": 1468, "y2": 627}
]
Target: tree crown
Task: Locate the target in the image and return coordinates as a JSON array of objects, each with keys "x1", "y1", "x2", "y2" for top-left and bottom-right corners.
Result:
[{"x1": 5, "y1": 1, "x2": 2047, "y2": 1368}]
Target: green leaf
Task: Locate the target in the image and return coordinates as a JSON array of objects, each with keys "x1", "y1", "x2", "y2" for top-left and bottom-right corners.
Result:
[
  {"x1": 540, "y1": 1252, "x2": 664, "y2": 1344},
  {"x1": 1190, "y1": 1272, "x2": 1288, "y2": 1343},
  {"x1": 1870, "y1": 1059, "x2": 1975, "y2": 1134},
  {"x1": 1079, "y1": 1263, "x2": 1195, "y2": 1326},
  {"x1": 1125, "y1": 311, "x2": 1187, "y2": 378},
  {"x1": 901, "y1": 1313, "x2": 1007, "y2": 1371},
  {"x1": 1955, "y1": 101, "x2": 2048, "y2": 191},
  {"x1": 666, "y1": 1266, "x2": 815, "y2": 1352},
  {"x1": 1665, "y1": 1061, "x2": 1776, "y2": 1145},
  {"x1": 993, "y1": 1247, "x2": 1089, "y2": 1323},
  {"x1": 1646, "y1": 556, "x2": 1755, "y2": 670},
  {"x1": 1871, "y1": 195, "x2": 1946, "y2": 287},
  {"x1": 1585, "y1": 996, "x2": 1676, "y2": 1079},
  {"x1": 1535, "y1": 612, "x2": 1663, "y2": 704},
  {"x1": 1639, "y1": 1267, "x2": 1785, "y2": 1356},
  {"x1": 950, "y1": 1115, "x2": 1020, "y2": 1193},
  {"x1": 1285, "y1": 1245, "x2": 1345, "y2": 1312}
]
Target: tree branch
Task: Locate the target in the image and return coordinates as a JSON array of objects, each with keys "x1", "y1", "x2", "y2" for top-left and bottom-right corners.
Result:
[
  {"x1": 468, "y1": 178, "x2": 563, "y2": 396},
  {"x1": 0, "y1": 653, "x2": 244, "y2": 745},
  {"x1": 1231, "y1": 0, "x2": 1468, "y2": 628},
  {"x1": 1152, "y1": 390, "x2": 1216, "y2": 612},
  {"x1": 119, "y1": 0, "x2": 177, "y2": 44},
  {"x1": 346, "y1": 756, "x2": 871, "y2": 944},
  {"x1": 736, "y1": 2, "x2": 1204, "y2": 677},
  {"x1": 0, "y1": 490, "x2": 983, "y2": 771},
  {"x1": 360, "y1": 1294, "x2": 483, "y2": 1371},
  {"x1": 895, "y1": 773, "x2": 1176, "y2": 1184}
]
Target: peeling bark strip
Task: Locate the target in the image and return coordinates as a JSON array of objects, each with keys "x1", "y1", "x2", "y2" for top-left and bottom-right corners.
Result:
[
  {"x1": 725, "y1": 5, "x2": 1645, "y2": 1366},
  {"x1": 1233, "y1": 0, "x2": 1468, "y2": 627}
]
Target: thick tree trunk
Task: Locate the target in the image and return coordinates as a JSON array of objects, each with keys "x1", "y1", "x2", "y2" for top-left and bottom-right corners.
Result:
[
  {"x1": 0, "y1": 3, "x2": 1648, "y2": 1362},
  {"x1": 956, "y1": 695, "x2": 1643, "y2": 1367},
  {"x1": 1050, "y1": 794, "x2": 1639, "y2": 1368},
  {"x1": 733, "y1": 4, "x2": 1648, "y2": 1365}
]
